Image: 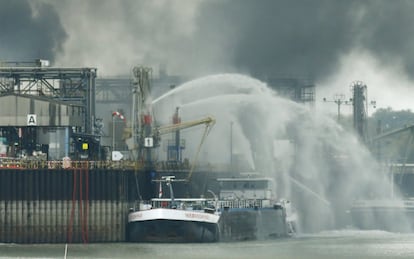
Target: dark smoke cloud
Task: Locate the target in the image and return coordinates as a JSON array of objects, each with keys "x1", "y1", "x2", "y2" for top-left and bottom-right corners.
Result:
[
  {"x1": 356, "y1": 1, "x2": 414, "y2": 72},
  {"x1": 195, "y1": 0, "x2": 414, "y2": 79},
  {"x1": 3, "y1": 0, "x2": 412, "y2": 81},
  {"x1": 50, "y1": 0, "x2": 203, "y2": 76},
  {"x1": 0, "y1": 0, "x2": 66, "y2": 63}
]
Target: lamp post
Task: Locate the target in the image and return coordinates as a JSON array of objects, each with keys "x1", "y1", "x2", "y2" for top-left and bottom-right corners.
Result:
[
  {"x1": 323, "y1": 94, "x2": 351, "y2": 122},
  {"x1": 230, "y1": 121, "x2": 233, "y2": 172},
  {"x1": 112, "y1": 115, "x2": 115, "y2": 151}
]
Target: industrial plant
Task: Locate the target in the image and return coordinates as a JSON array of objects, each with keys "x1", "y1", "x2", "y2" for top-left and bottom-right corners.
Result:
[{"x1": 0, "y1": 58, "x2": 412, "y2": 243}]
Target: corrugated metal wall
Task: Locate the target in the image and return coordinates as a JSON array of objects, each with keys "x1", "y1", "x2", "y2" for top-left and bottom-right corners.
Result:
[
  {"x1": 0, "y1": 200, "x2": 128, "y2": 243},
  {"x1": 0, "y1": 168, "x2": 138, "y2": 243},
  {"x1": 0, "y1": 94, "x2": 83, "y2": 127}
]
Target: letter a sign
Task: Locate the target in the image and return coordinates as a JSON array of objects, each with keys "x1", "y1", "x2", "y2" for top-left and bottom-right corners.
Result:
[{"x1": 27, "y1": 114, "x2": 37, "y2": 126}]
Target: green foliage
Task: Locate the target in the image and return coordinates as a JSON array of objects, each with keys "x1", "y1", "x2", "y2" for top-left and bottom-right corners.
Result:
[
  {"x1": 368, "y1": 107, "x2": 414, "y2": 163},
  {"x1": 370, "y1": 107, "x2": 414, "y2": 133}
]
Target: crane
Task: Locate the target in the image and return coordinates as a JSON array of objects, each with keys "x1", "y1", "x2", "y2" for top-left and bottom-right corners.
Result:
[
  {"x1": 123, "y1": 109, "x2": 215, "y2": 180},
  {"x1": 155, "y1": 116, "x2": 215, "y2": 136},
  {"x1": 153, "y1": 113, "x2": 215, "y2": 180}
]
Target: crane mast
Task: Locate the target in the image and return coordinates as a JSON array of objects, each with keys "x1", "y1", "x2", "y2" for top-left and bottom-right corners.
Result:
[{"x1": 131, "y1": 66, "x2": 153, "y2": 164}]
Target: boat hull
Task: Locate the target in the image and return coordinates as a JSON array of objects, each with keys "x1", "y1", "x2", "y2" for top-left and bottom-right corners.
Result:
[
  {"x1": 219, "y1": 207, "x2": 288, "y2": 241},
  {"x1": 128, "y1": 219, "x2": 219, "y2": 242},
  {"x1": 350, "y1": 199, "x2": 414, "y2": 232},
  {"x1": 127, "y1": 209, "x2": 220, "y2": 243}
]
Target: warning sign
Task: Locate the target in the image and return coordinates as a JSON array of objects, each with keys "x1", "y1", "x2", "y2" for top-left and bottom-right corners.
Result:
[{"x1": 27, "y1": 114, "x2": 37, "y2": 126}]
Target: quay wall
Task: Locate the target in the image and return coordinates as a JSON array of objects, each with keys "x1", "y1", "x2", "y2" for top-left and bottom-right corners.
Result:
[
  {"x1": 0, "y1": 165, "x2": 139, "y2": 243},
  {"x1": 0, "y1": 200, "x2": 127, "y2": 243}
]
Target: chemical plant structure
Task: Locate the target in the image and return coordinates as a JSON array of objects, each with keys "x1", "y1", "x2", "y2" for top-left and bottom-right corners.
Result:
[{"x1": 0, "y1": 61, "x2": 306, "y2": 243}]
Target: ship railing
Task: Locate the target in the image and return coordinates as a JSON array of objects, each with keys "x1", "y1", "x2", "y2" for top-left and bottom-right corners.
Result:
[
  {"x1": 0, "y1": 157, "x2": 23, "y2": 169},
  {"x1": 137, "y1": 198, "x2": 214, "y2": 211},
  {"x1": 0, "y1": 158, "x2": 144, "y2": 170},
  {"x1": 218, "y1": 199, "x2": 263, "y2": 209},
  {"x1": 155, "y1": 160, "x2": 190, "y2": 171},
  {"x1": 352, "y1": 199, "x2": 414, "y2": 209}
]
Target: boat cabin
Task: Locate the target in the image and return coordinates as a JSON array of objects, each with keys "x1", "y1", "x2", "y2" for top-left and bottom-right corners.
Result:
[{"x1": 217, "y1": 177, "x2": 276, "y2": 201}]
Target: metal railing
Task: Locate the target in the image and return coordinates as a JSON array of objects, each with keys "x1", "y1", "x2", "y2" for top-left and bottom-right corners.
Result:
[
  {"x1": 218, "y1": 199, "x2": 264, "y2": 209},
  {"x1": 0, "y1": 158, "x2": 144, "y2": 170}
]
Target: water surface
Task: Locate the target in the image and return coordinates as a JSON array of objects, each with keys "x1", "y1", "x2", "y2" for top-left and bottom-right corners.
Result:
[{"x1": 1, "y1": 230, "x2": 414, "y2": 259}]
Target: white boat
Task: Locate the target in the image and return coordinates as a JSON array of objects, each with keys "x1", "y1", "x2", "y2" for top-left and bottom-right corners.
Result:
[
  {"x1": 350, "y1": 164, "x2": 414, "y2": 232},
  {"x1": 216, "y1": 176, "x2": 297, "y2": 241},
  {"x1": 127, "y1": 176, "x2": 220, "y2": 242},
  {"x1": 350, "y1": 198, "x2": 414, "y2": 232}
]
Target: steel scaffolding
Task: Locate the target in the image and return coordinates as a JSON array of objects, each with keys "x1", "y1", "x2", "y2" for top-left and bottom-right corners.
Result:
[{"x1": 0, "y1": 66, "x2": 97, "y2": 134}]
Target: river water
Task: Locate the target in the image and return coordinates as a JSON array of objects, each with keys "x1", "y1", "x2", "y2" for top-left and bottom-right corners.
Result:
[{"x1": 2, "y1": 230, "x2": 414, "y2": 259}]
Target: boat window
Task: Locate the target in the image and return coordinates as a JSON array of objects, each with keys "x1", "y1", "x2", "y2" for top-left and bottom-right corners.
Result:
[{"x1": 221, "y1": 180, "x2": 270, "y2": 190}]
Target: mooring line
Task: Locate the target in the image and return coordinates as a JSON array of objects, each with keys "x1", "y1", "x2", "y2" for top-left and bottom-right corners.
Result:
[
  {"x1": 64, "y1": 243, "x2": 68, "y2": 259},
  {"x1": 67, "y1": 169, "x2": 77, "y2": 243}
]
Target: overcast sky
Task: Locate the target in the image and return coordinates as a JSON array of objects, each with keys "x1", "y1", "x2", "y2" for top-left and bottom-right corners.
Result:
[{"x1": 1, "y1": 0, "x2": 414, "y2": 113}]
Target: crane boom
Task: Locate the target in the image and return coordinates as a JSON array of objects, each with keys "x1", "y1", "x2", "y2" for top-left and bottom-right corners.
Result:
[
  {"x1": 155, "y1": 116, "x2": 215, "y2": 136},
  {"x1": 152, "y1": 115, "x2": 215, "y2": 180},
  {"x1": 369, "y1": 124, "x2": 414, "y2": 143}
]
